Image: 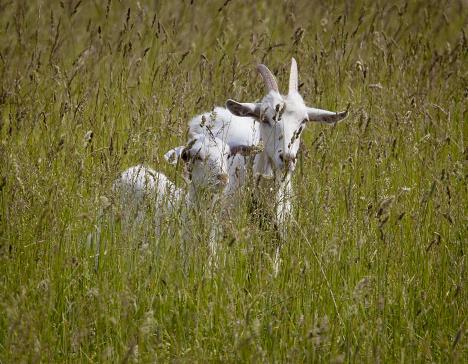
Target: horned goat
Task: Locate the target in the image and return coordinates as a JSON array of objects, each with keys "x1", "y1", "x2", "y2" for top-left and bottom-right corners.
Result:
[
  {"x1": 187, "y1": 58, "x2": 349, "y2": 273},
  {"x1": 189, "y1": 58, "x2": 348, "y2": 225}
]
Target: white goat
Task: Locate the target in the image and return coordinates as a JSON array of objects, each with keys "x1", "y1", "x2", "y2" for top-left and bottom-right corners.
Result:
[
  {"x1": 164, "y1": 133, "x2": 261, "y2": 261},
  {"x1": 116, "y1": 165, "x2": 183, "y2": 210},
  {"x1": 164, "y1": 133, "x2": 261, "y2": 201},
  {"x1": 115, "y1": 134, "x2": 231, "y2": 228},
  {"x1": 187, "y1": 58, "x2": 349, "y2": 273},
  {"x1": 115, "y1": 133, "x2": 259, "y2": 260}
]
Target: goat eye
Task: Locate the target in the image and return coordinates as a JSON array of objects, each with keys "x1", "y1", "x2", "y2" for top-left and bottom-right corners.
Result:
[{"x1": 181, "y1": 150, "x2": 190, "y2": 162}]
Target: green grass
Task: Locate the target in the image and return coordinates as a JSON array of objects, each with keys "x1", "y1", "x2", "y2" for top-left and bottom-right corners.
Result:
[{"x1": 0, "y1": 0, "x2": 466, "y2": 362}]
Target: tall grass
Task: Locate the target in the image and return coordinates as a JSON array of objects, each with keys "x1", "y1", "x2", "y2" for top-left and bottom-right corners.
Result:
[{"x1": 0, "y1": 0, "x2": 466, "y2": 362}]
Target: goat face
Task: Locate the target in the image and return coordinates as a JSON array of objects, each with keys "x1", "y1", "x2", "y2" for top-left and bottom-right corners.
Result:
[
  {"x1": 165, "y1": 135, "x2": 230, "y2": 192},
  {"x1": 226, "y1": 58, "x2": 348, "y2": 173},
  {"x1": 257, "y1": 91, "x2": 307, "y2": 172}
]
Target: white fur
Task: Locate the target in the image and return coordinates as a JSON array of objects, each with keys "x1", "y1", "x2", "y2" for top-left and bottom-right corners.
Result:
[
  {"x1": 115, "y1": 165, "x2": 182, "y2": 207},
  {"x1": 188, "y1": 107, "x2": 260, "y2": 148},
  {"x1": 114, "y1": 165, "x2": 184, "y2": 225}
]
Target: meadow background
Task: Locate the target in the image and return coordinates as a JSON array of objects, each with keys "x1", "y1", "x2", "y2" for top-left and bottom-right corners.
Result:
[{"x1": 0, "y1": 0, "x2": 466, "y2": 362}]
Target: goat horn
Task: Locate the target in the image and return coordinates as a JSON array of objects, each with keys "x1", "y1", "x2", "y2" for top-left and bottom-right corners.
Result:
[
  {"x1": 256, "y1": 64, "x2": 279, "y2": 93},
  {"x1": 289, "y1": 57, "x2": 298, "y2": 94}
]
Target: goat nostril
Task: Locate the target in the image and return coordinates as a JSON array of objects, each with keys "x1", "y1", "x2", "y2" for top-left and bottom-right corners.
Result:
[{"x1": 279, "y1": 153, "x2": 284, "y2": 162}]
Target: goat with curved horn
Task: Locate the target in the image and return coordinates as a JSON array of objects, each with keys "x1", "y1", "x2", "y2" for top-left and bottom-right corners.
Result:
[{"x1": 184, "y1": 58, "x2": 350, "y2": 275}]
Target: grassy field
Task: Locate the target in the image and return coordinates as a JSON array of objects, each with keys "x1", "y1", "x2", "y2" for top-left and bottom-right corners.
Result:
[{"x1": 0, "y1": 0, "x2": 466, "y2": 362}]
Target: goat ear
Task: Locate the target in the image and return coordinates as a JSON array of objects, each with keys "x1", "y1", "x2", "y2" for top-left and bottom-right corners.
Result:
[
  {"x1": 164, "y1": 146, "x2": 185, "y2": 165},
  {"x1": 306, "y1": 106, "x2": 349, "y2": 124},
  {"x1": 165, "y1": 139, "x2": 198, "y2": 164},
  {"x1": 226, "y1": 99, "x2": 261, "y2": 118}
]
